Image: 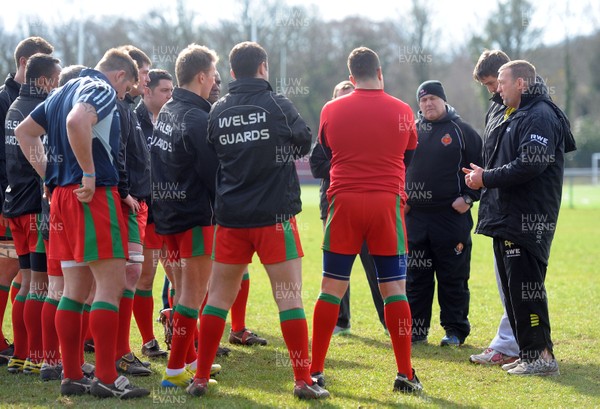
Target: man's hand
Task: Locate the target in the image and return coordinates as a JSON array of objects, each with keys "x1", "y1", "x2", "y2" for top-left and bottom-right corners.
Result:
[
  {"x1": 74, "y1": 175, "x2": 96, "y2": 203},
  {"x1": 123, "y1": 194, "x2": 140, "y2": 214},
  {"x1": 462, "y1": 163, "x2": 485, "y2": 190},
  {"x1": 0, "y1": 214, "x2": 9, "y2": 228},
  {"x1": 451, "y1": 196, "x2": 471, "y2": 214}
]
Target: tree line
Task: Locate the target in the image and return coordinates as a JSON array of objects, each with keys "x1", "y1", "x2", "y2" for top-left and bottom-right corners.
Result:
[{"x1": 1, "y1": 0, "x2": 598, "y2": 167}]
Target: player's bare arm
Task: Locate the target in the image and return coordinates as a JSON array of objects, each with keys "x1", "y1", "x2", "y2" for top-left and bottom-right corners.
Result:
[{"x1": 67, "y1": 102, "x2": 98, "y2": 202}]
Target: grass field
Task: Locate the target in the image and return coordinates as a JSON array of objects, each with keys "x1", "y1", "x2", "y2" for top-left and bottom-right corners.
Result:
[{"x1": 1, "y1": 184, "x2": 599, "y2": 408}]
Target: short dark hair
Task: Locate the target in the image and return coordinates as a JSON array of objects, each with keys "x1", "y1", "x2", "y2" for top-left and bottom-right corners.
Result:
[
  {"x1": 96, "y1": 48, "x2": 139, "y2": 83},
  {"x1": 175, "y1": 44, "x2": 218, "y2": 86},
  {"x1": 147, "y1": 69, "x2": 173, "y2": 90},
  {"x1": 118, "y1": 45, "x2": 152, "y2": 69},
  {"x1": 25, "y1": 53, "x2": 60, "y2": 83},
  {"x1": 229, "y1": 41, "x2": 267, "y2": 79},
  {"x1": 14, "y1": 36, "x2": 54, "y2": 68},
  {"x1": 59, "y1": 64, "x2": 86, "y2": 86},
  {"x1": 499, "y1": 60, "x2": 536, "y2": 87},
  {"x1": 347, "y1": 47, "x2": 380, "y2": 81},
  {"x1": 473, "y1": 49, "x2": 510, "y2": 82}
]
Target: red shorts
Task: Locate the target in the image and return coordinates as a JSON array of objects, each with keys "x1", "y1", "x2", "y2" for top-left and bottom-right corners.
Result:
[
  {"x1": 8, "y1": 213, "x2": 45, "y2": 256},
  {"x1": 0, "y1": 215, "x2": 12, "y2": 240},
  {"x1": 212, "y1": 217, "x2": 304, "y2": 264},
  {"x1": 47, "y1": 258, "x2": 63, "y2": 277},
  {"x1": 162, "y1": 225, "x2": 213, "y2": 259},
  {"x1": 122, "y1": 200, "x2": 148, "y2": 245},
  {"x1": 49, "y1": 185, "x2": 128, "y2": 263},
  {"x1": 144, "y1": 222, "x2": 164, "y2": 250},
  {"x1": 323, "y1": 192, "x2": 407, "y2": 256}
]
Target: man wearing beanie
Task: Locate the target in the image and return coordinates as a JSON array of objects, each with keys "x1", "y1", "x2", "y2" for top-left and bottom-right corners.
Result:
[{"x1": 405, "y1": 80, "x2": 483, "y2": 347}]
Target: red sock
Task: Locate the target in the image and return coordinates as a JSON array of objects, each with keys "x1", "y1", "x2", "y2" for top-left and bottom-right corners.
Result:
[
  {"x1": 0, "y1": 285, "x2": 10, "y2": 349},
  {"x1": 11, "y1": 295, "x2": 28, "y2": 359},
  {"x1": 186, "y1": 324, "x2": 198, "y2": 365},
  {"x1": 90, "y1": 302, "x2": 119, "y2": 384},
  {"x1": 55, "y1": 297, "x2": 84, "y2": 380},
  {"x1": 195, "y1": 305, "x2": 227, "y2": 379},
  {"x1": 42, "y1": 298, "x2": 61, "y2": 366},
  {"x1": 133, "y1": 289, "x2": 155, "y2": 344},
  {"x1": 168, "y1": 286, "x2": 175, "y2": 309},
  {"x1": 310, "y1": 293, "x2": 341, "y2": 374},
  {"x1": 80, "y1": 304, "x2": 91, "y2": 366},
  {"x1": 24, "y1": 293, "x2": 45, "y2": 363},
  {"x1": 167, "y1": 304, "x2": 198, "y2": 370},
  {"x1": 230, "y1": 273, "x2": 250, "y2": 332},
  {"x1": 384, "y1": 295, "x2": 413, "y2": 378},
  {"x1": 115, "y1": 290, "x2": 134, "y2": 359},
  {"x1": 10, "y1": 280, "x2": 20, "y2": 304},
  {"x1": 280, "y1": 308, "x2": 312, "y2": 384}
]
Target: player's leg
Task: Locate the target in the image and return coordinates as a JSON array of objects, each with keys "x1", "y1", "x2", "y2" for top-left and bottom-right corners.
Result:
[
  {"x1": 228, "y1": 269, "x2": 267, "y2": 346},
  {"x1": 369, "y1": 192, "x2": 422, "y2": 393},
  {"x1": 162, "y1": 226, "x2": 213, "y2": 388},
  {"x1": 0, "y1": 256, "x2": 20, "y2": 364},
  {"x1": 190, "y1": 261, "x2": 245, "y2": 395},
  {"x1": 136, "y1": 226, "x2": 167, "y2": 358}
]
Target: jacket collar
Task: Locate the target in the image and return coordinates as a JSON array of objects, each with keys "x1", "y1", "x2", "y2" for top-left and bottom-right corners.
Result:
[
  {"x1": 228, "y1": 78, "x2": 273, "y2": 94},
  {"x1": 172, "y1": 87, "x2": 211, "y2": 112}
]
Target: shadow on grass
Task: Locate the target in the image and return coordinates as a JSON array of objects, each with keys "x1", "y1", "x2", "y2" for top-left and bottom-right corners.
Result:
[
  {"x1": 331, "y1": 389, "x2": 483, "y2": 409},
  {"x1": 543, "y1": 360, "x2": 600, "y2": 398}
]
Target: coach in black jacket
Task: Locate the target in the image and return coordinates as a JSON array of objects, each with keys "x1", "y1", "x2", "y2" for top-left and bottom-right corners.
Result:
[
  {"x1": 406, "y1": 80, "x2": 482, "y2": 347},
  {"x1": 465, "y1": 60, "x2": 576, "y2": 376}
]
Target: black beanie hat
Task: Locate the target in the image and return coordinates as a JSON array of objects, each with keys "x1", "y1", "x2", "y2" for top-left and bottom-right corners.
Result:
[{"x1": 416, "y1": 80, "x2": 447, "y2": 102}]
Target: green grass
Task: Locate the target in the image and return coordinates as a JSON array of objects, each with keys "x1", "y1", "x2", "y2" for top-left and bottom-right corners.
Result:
[{"x1": 1, "y1": 184, "x2": 599, "y2": 408}]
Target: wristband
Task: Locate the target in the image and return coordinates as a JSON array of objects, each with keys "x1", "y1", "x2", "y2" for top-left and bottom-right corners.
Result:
[{"x1": 83, "y1": 172, "x2": 96, "y2": 178}]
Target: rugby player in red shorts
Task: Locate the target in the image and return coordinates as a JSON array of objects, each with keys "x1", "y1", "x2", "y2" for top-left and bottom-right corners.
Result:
[
  {"x1": 309, "y1": 47, "x2": 423, "y2": 393},
  {"x1": 150, "y1": 44, "x2": 221, "y2": 389},
  {"x1": 16, "y1": 48, "x2": 149, "y2": 399},
  {"x1": 190, "y1": 41, "x2": 329, "y2": 400},
  {"x1": 4, "y1": 54, "x2": 61, "y2": 375}
]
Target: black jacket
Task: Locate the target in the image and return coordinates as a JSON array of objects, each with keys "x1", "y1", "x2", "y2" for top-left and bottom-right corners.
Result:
[
  {"x1": 406, "y1": 105, "x2": 482, "y2": 208},
  {"x1": 150, "y1": 87, "x2": 217, "y2": 234},
  {"x1": 117, "y1": 95, "x2": 151, "y2": 200},
  {"x1": 134, "y1": 99, "x2": 154, "y2": 147},
  {"x1": 476, "y1": 82, "x2": 576, "y2": 264},
  {"x1": 207, "y1": 78, "x2": 311, "y2": 227},
  {"x1": 0, "y1": 73, "x2": 21, "y2": 211},
  {"x1": 309, "y1": 141, "x2": 332, "y2": 220},
  {"x1": 3, "y1": 82, "x2": 47, "y2": 217}
]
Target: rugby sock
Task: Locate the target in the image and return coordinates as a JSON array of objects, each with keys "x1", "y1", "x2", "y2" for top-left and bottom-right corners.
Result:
[
  {"x1": 310, "y1": 293, "x2": 341, "y2": 374},
  {"x1": 55, "y1": 297, "x2": 83, "y2": 380},
  {"x1": 10, "y1": 280, "x2": 20, "y2": 304},
  {"x1": 167, "y1": 304, "x2": 198, "y2": 371},
  {"x1": 133, "y1": 289, "x2": 155, "y2": 344},
  {"x1": 384, "y1": 295, "x2": 413, "y2": 379},
  {"x1": 90, "y1": 302, "x2": 119, "y2": 384},
  {"x1": 195, "y1": 305, "x2": 227, "y2": 379},
  {"x1": 280, "y1": 308, "x2": 312, "y2": 384},
  {"x1": 115, "y1": 289, "x2": 134, "y2": 359},
  {"x1": 185, "y1": 324, "x2": 198, "y2": 365},
  {"x1": 230, "y1": 273, "x2": 250, "y2": 332},
  {"x1": 80, "y1": 304, "x2": 91, "y2": 365},
  {"x1": 168, "y1": 287, "x2": 175, "y2": 309},
  {"x1": 41, "y1": 297, "x2": 61, "y2": 366},
  {"x1": 11, "y1": 295, "x2": 28, "y2": 359},
  {"x1": 24, "y1": 293, "x2": 45, "y2": 363},
  {"x1": 0, "y1": 284, "x2": 10, "y2": 349}
]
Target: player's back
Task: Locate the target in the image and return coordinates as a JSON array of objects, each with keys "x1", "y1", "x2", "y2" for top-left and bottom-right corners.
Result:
[{"x1": 321, "y1": 89, "x2": 417, "y2": 198}]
